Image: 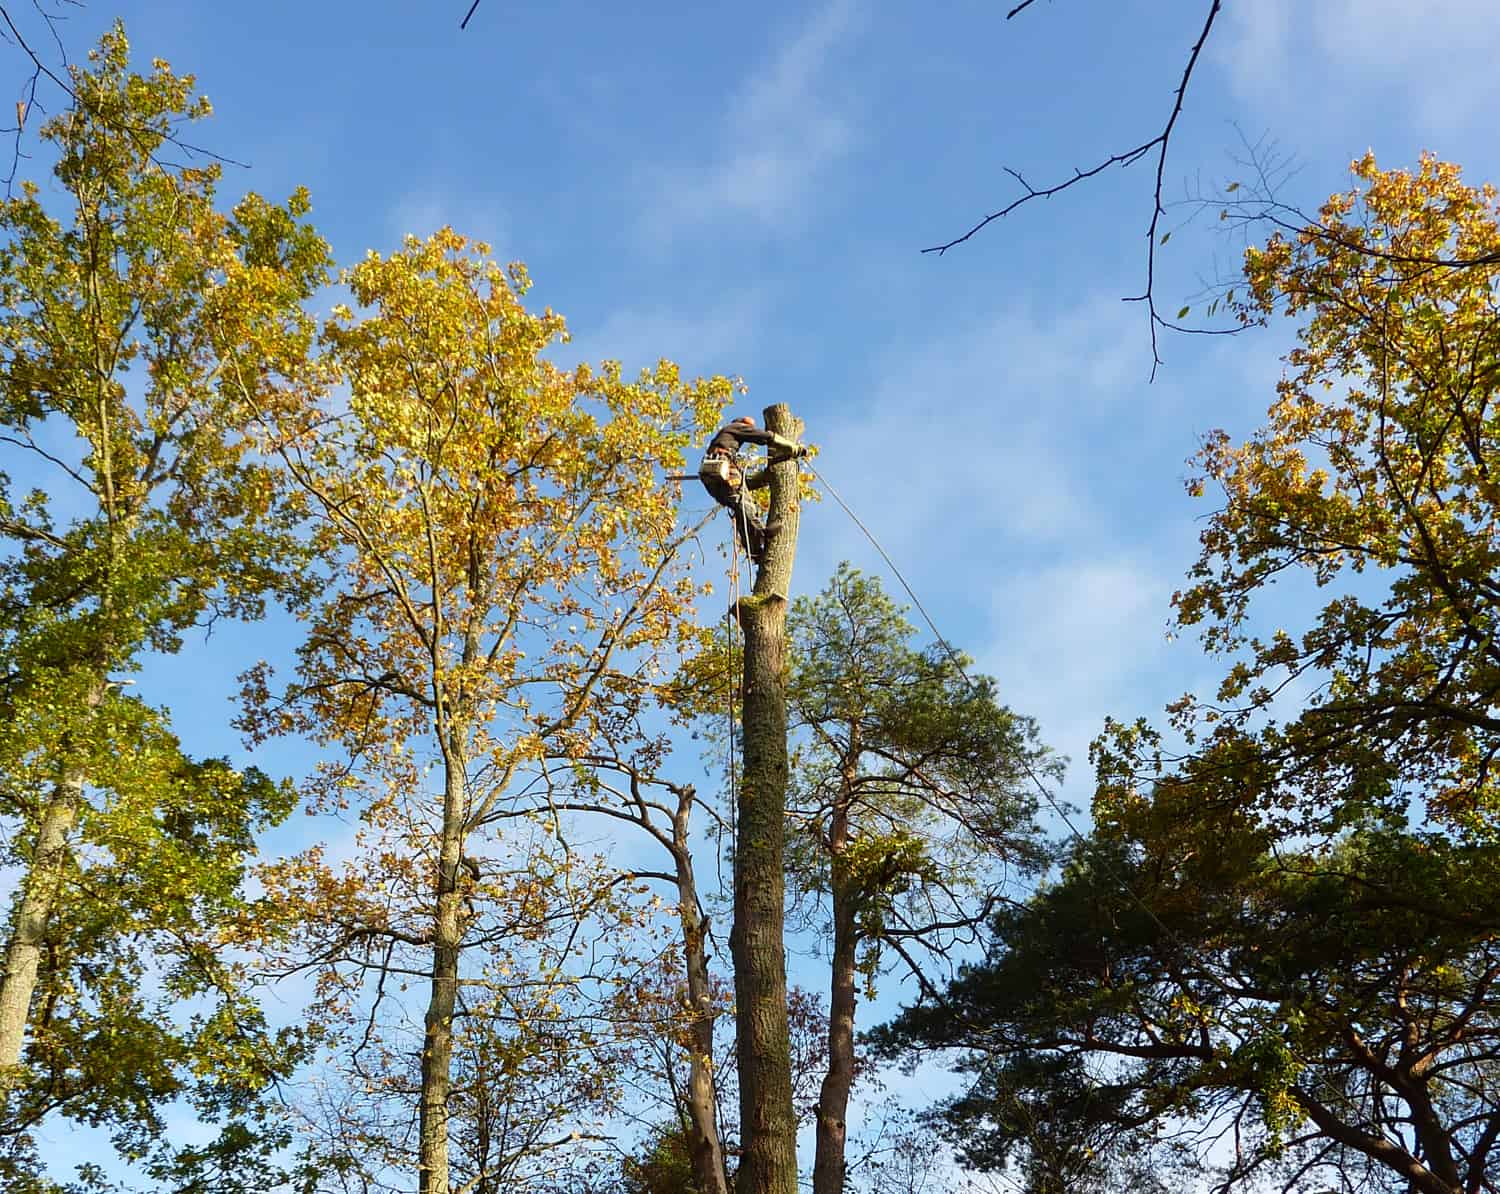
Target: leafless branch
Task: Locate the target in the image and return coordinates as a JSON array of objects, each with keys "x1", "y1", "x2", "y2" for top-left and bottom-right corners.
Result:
[
  {"x1": 927, "y1": 0, "x2": 1228, "y2": 379},
  {"x1": 1, "y1": 0, "x2": 248, "y2": 198}
]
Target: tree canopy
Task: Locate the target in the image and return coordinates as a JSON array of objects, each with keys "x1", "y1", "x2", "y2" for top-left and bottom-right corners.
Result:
[
  {"x1": 13, "y1": 17, "x2": 1500, "y2": 1194},
  {"x1": 877, "y1": 155, "x2": 1500, "y2": 1194}
]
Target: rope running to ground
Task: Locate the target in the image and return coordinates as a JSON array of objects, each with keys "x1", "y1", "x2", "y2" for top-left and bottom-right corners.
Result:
[
  {"x1": 803, "y1": 458, "x2": 1186, "y2": 952},
  {"x1": 804, "y1": 457, "x2": 1110, "y2": 1148},
  {"x1": 726, "y1": 514, "x2": 743, "y2": 816},
  {"x1": 802, "y1": 458, "x2": 1246, "y2": 1164}
]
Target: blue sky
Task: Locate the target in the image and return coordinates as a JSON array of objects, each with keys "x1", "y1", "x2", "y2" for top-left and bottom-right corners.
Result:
[
  {"x1": 11, "y1": 0, "x2": 1500, "y2": 1178},
  {"x1": 39, "y1": 0, "x2": 1487, "y2": 809}
]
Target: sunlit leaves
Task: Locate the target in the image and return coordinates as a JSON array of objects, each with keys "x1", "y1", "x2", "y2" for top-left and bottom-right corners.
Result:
[
  {"x1": 0, "y1": 24, "x2": 324, "y2": 1184},
  {"x1": 243, "y1": 227, "x2": 734, "y2": 1190},
  {"x1": 1171, "y1": 153, "x2": 1500, "y2": 832}
]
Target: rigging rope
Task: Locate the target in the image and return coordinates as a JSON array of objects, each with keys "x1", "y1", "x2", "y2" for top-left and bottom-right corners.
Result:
[
  {"x1": 726, "y1": 517, "x2": 741, "y2": 815},
  {"x1": 803, "y1": 459, "x2": 1187, "y2": 951},
  {"x1": 801, "y1": 457, "x2": 1231, "y2": 1159}
]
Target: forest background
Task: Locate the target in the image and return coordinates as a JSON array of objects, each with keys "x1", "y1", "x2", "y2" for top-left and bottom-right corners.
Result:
[{"x1": 5, "y1": 1, "x2": 1500, "y2": 1192}]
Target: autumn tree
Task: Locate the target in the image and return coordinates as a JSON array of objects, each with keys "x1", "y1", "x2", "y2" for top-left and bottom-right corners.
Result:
[
  {"x1": 880, "y1": 154, "x2": 1500, "y2": 1194},
  {"x1": 1154, "y1": 152, "x2": 1500, "y2": 837},
  {"x1": 239, "y1": 229, "x2": 731, "y2": 1194},
  {"x1": 0, "y1": 25, "x2": 327, "y2": 1185},
  {"x1": 783, "y1": 565, "x2": 1050, "y2": 1194}
]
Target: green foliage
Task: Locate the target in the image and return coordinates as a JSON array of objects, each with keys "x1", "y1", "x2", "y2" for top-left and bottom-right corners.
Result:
[
  {"x1": 621, "y1": 1125, "x2": 702, "y2": 1194},
  {"x1": 874, "y1": 815, "x2": 1500, "y2": 1192},
  {"x1": 0, "y1": 23, "x2": 323, "y2": 1186},
  {"x1": 785, "y1": 563, "x2": 1052, "y2": 979},
  {"x1": 878, "y1": 157, "x2": 1500, "y2": 1194}
]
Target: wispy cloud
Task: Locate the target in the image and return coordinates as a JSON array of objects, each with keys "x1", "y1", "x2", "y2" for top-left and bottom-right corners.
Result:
[
  {"x1": 792, "y1": 294, "x2": 1232, "y2": 807},
  {"x1": 804, "y1": 294, "x2": 1146, "y2": 580},
  {"x1": 641, "y1": 0, "x2": 860, "y2": 242},
  {"x1": 559, "y1": 288, "x2": 769, "y2": 378},
  {"x1": 1219, "y1": 0, "x2": 1500, "y2": 139},
  {"x1": 385, "y1": 187, "x2": 508, "y2": 252},
  {"x1": 976, "y1": 552, "x2": 1177, "y2": 796}
]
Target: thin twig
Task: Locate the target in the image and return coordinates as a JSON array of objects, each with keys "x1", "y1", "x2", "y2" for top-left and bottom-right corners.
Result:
[
  {"x1": 1, "y1": 0, "x2": 249, "y2": 197},
  {"x1": 926, "y1": 0, "x2": 1225, "y2": 379}
]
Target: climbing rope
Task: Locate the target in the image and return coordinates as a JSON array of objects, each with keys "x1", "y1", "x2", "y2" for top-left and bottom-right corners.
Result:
[
  {"x1": 726, "y1": 518, "x2": 742, "y2": 815},
  {"x1": 724, "y1": 465, "x2": 763, "y2": 819},
  {"x1": 803, "y1": 458, "x2": 1191, "y2": 954}
]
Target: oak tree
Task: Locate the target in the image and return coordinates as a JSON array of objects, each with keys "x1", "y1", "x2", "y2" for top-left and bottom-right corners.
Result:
[
  {"x1": 240, "y1": 229, "x2": 731, "y2": 1194},
  {"x1": 1163, "y1": 153, "x2": 1500, "y2": 838},
  {"x1": 883, "y1": 154, "x2": 1500, "y2": 1194}
]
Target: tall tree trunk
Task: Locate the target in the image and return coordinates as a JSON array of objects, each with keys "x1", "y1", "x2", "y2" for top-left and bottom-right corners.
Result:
[
  {"x1": 419, "y1": 763, "x2": 467, "y2": 1194},
  {"x1": 0, "y1": 678, "x2": 106, "y2": 1075},
  {"x1": 0, "y1": 777, "x2": 82, "y2": 1073},
  {"x1": 673, "y1": 786, "x2": 732, "y2": 1194},
  {"x1": 731, "y1": 403, "x2": 802, "y2": 1194},
  {"x1": 813, "y1": 734, "x2": 859, "y2": 1194}
]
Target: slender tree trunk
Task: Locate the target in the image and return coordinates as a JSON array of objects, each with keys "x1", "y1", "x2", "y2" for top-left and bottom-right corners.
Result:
[
  {"x1": 0, "y1": 678, "x2": 107, "y2": 1075},
  {"x1": 813, "y1": 734, "x2": 860, "y2": 1194},
  {"x1": 731, "y1": 403, "x2": 802, "y2": 1194},
  {"x1": 419, "y1": 763, "x2": 467, "y2": 1194},
  {"x1": 0, "y1": 777, "x2": 82, "y2": 1072},
  {"x1": 5, "y1": 285, "x2": 131, "y2": 1073},
  {"x1": 673, "y1": 786, "x2": 732, "y2": 1194},
  {"x1": 1, "y1": 260, "x2": 129, "y2": 1074}
]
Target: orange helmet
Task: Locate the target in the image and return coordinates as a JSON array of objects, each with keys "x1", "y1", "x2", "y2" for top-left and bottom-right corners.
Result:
[{"x1": 733, "y1": 415, "x2": 756, "y2": 427}]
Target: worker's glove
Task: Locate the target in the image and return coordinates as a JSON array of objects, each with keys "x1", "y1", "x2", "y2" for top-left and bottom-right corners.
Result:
[{"x1": 768, "y1": 434, "x2": 804, "y2": 458}]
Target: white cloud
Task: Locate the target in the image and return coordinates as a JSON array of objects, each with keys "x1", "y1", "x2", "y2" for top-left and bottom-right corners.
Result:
[
  {"x1": 785, "y1": 293, "x2": 1229, "y2": 814},
  {"x1": 1219, "y1": 0, "x2": 1500, "y2": 137},
  {"x1": 386, "y1": 187, "x2": 508, "y2": 251},
  {"x1": 559, "y1": 288, "x2": 769, "y2": 378},
  {"x1": 977, "y1": 554, "x2": 1175, "y2": 791},
  {"x1": 641, "y1": 0, "x2": 860, "y2": 241},
  {"x1": 802, "y1": 294, "x2": 1148, "y2": 580}
]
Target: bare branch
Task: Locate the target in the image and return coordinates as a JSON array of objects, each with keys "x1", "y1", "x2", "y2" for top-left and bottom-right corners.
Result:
[{"x1": 926, "y1": 0, "x2": 1227, "y2": 378}]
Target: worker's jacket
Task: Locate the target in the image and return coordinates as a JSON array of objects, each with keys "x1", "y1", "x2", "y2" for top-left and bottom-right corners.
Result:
[{"x1": 704, "y1": 422, "x2": 779, "y2": 458}]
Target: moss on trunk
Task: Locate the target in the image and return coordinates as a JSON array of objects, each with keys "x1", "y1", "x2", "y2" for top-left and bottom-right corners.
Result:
[{"x1": 730, "y1": 404, "x2": 802, "y2": 1194}]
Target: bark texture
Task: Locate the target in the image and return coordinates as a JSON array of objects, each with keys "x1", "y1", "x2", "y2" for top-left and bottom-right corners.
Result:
[
  {"x1": 419, "y1": 761, "x2": 467, "y2": 1194},
  {"x1": 674, "y1": 786, "x2": 733, "y2": 1194},
  {"x1": 0, "y1": 678, "x2": 106, "y2": 1074},
  {"x1": 812, "y1": 731, "x2": 859, "y2": 1194},
  {"x1": 730, "y1": 403, "x2": 801, "y2": 1194},
  {"x1": 0, "y1": 778, "x2": 81, "y2": 1071}
]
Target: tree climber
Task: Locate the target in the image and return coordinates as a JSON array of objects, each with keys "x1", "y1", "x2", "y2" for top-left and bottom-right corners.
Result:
[{"x1": 698, "y1": 415, "x2": 806, "y2": 563}]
